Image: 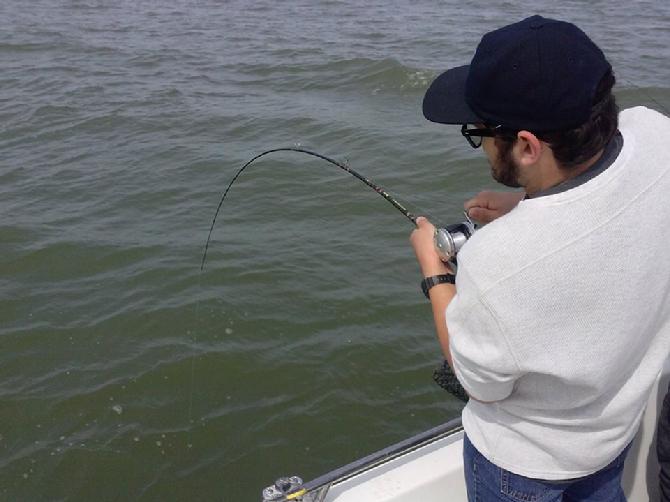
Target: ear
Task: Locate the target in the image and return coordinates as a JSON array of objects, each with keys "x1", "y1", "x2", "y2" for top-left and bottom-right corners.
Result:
[{"x1": 514, "y1": 130, "x2": 543, "y2": 166}]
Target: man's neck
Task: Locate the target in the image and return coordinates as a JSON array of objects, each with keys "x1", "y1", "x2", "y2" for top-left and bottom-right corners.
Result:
[{"x1": 525, "y1": 149, "x2": 605, "y2": 197}]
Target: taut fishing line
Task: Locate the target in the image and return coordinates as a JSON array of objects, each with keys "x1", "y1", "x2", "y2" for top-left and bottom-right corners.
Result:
[
  {"x1": 188, "y1": 147, "x2": 472, "y2": 442},
  {"x1": 188, "y1": 147, "x2": 419, "y2": 446},
  {"x1": 621, "y1": 79, "x2": 670, "y2": 116}
]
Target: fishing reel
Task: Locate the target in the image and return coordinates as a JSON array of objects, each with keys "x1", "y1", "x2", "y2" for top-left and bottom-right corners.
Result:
[{"x1": 434, "y1": 212, "x2": 476, "y2": 262}]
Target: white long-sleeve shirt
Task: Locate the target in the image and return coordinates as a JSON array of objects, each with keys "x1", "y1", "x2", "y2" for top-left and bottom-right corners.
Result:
[{"x1": 449, "y1": 106, "x2": 670, "y2": 479}]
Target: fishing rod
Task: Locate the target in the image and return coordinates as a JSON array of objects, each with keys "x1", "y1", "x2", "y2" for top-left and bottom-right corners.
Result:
[
  {"x1": 200, "y1": 147, "x2": 475, "y2": 271},
  {"x1": 197, "y1": 148, "x2": 474, "y2": 448},
  {"x1": 200, "y1": 147, "x2": 418, "y2": 271}
]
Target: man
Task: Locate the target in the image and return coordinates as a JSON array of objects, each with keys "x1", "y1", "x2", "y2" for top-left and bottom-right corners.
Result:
[{"x1": 410, "y1": 15, "x2": 670, "y2": 501}]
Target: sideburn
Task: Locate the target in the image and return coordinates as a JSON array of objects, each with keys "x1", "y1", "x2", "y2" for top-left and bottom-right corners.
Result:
[{"x1": 493, "y1": 137, "x2": 522, "y2": 188}]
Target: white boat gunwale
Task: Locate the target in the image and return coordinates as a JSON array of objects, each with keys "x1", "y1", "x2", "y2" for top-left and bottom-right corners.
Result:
[
  {"x1": 267, "y1": 358, "x2": 670, "y2": 501},
  {"x1": 273, "y1": 416, "x2": 464, "y2": 501}
]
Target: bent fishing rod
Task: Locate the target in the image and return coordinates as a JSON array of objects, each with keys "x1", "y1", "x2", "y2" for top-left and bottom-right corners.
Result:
[{"x1": 200, "y1": 147, "x2": 474, "y2": 271}]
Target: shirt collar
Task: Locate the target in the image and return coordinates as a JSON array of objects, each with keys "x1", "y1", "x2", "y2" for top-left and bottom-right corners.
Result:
[{"x1": 525, "y1": 131, "x2": 623, "y2": 199}]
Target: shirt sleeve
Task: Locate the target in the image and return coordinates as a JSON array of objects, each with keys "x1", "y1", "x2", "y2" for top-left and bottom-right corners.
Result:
[{"x1": 447, "y1": 276, "x2": 520, "y2": 403}]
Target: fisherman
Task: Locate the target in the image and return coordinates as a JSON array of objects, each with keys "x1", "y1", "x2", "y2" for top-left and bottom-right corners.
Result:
[{"x1": 410, "y1": 15, "x2": 670, "y2": 501}]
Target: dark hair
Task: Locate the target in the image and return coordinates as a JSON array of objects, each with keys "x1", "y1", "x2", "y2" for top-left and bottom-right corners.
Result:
[{"x1": 495, "y1": 70, "x2": 619, "y2": 169}]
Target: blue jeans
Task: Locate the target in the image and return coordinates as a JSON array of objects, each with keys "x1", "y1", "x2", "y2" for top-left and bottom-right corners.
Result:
[{"x1": 463, "y1": 434, "x2": 631, "y2": 501}]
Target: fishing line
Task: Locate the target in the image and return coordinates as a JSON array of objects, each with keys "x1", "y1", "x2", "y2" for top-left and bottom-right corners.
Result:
[
  {"x1": 191, "y1": 148, "x2": 473, "y2": 437},
  {"x1": 188, "y1": 148, "x2": 420, "y2": 445},
  {"x1": 620, "y1": 79, "x2": 670, "y2": 115},
  {"x1": 199, "y1": 147, "x2": 418, "y2": 271}
]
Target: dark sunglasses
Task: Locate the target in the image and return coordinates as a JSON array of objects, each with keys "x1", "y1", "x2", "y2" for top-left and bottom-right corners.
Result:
[{"x1": 460, "y1": 124, "x2": 518, "y2": 149}]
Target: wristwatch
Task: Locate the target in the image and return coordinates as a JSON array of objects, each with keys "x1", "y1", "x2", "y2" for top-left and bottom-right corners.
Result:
[{"x1": 421, "y1": 274, "x2": 455, "y2": 299}]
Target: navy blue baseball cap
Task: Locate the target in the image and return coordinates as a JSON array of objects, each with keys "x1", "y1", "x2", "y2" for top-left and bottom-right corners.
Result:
[{"x1": 423, "y1": 15, "x2": 612, "y2": 132}]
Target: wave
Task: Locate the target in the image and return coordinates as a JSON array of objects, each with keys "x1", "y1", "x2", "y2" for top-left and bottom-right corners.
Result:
[{"x1": 235, "y1": 57, "x2": 436, "y2": 94}]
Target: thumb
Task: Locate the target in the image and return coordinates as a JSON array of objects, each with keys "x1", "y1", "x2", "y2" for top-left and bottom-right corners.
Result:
[{"x1": 415, "y1": 216, "x2": 430, "y2": 227}]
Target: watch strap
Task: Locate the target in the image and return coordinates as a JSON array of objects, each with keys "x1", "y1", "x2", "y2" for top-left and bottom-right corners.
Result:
[{"x1": 421, "y1": 274, "x2": 455, "y2": 299}]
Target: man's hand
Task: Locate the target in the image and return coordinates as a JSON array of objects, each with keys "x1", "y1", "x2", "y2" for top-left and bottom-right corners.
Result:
[
  {"x1": 410, "y1": 217, "x2": 451, "y2": 277},
  {"x1": 464, "y1": 191, "x2": 525, "y2": 224},
  {"x1": 410, "y1": 217, "x2": 456, "y2": 368}
]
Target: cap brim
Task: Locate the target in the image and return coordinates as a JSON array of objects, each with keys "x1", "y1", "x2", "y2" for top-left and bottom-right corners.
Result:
[{"x1": 423, "y1": 65, "x2": 481, "y2": 125}]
